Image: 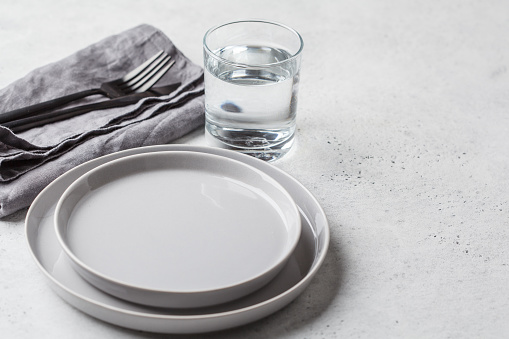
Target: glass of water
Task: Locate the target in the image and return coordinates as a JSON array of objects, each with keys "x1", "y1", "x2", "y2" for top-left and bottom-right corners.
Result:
[{"x1": 203, "y1": 20, "x2": 303, "y2": 161}]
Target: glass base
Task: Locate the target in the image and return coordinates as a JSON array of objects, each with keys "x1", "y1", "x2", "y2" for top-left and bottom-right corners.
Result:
[{"x1": 205, "y1": 123, "x2": 295, "y2": 162}]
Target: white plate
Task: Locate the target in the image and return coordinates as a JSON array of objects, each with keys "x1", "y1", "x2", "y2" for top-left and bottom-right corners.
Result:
[
  {"x1": 54, "y1": 151, "x2": 301, "y2": 308},
  {"x1": 26, "y1": 145, "x2": 329, "y2": 334}
]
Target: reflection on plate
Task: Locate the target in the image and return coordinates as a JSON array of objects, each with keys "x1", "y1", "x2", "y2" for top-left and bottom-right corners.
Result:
[{"x1": 26, "y1": 145, "x2": 329, "y2": 334}]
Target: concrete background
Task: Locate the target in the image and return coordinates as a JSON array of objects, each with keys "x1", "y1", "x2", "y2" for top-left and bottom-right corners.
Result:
[{"x1": 1, "y1": 0, "x2": 508, "y2": 337}]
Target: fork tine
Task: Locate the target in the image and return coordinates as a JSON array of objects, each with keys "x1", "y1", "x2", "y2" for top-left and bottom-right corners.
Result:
[
  {"x1": 120, "y1": 53, "x2": 171, "y2": 90},
  {"x1": 134, "y1": 60, "x2": 176, "y2": 93},
  {"x1": 125, "y1": 55, "x2": 172, "y2": 92},
  {"x1": 121, "y1": 50, "x2": 165, "y2": 83}
]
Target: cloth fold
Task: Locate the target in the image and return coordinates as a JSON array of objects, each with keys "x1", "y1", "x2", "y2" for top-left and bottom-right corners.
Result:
[{"x1": 0, "y1": 24, "x2": 205, "y2": 217}]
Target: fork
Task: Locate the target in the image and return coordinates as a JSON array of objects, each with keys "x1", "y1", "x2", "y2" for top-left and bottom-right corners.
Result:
[{"x1": 0, "y1": 50, "x2": 174, "y2": 124}]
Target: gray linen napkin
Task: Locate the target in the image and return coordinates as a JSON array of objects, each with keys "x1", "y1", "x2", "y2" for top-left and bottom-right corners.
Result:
[{"x1": 0, "y1": 24, "x2": 204, "y2": 217}]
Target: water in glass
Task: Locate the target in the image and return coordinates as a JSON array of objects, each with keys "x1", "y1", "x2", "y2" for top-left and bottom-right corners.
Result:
[{"x1": 205, "y1": 45, "x2": 300, "y2": 161}]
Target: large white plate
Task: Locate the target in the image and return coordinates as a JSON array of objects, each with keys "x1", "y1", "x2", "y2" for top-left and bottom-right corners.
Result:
[
  {"x1": 54, "y1": 151, "x2": 301, "y2": 308},
  {"x1": 25, "y1": 145, "x2": 329, "y2": 334}
]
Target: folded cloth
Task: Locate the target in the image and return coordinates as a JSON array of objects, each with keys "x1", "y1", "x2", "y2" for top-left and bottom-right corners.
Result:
[{"x1": 0, "y1": 24, "x2": 205, "y2": 217}]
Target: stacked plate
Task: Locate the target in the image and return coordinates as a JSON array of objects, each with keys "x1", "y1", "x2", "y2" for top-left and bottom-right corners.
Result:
[{"x1": 26, "y1": 145, "x2": 329, "y2": 334}]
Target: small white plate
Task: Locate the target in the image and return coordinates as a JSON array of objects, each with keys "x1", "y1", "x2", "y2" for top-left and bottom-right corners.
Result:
[
  {"x1": 25, "y1": 145, "x2": 329, "y2": 334},
  {"x1": 54, "y1": 151, "x2": 301, "y2": 308}
]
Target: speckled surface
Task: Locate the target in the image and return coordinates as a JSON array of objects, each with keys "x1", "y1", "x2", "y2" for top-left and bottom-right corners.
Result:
[{"x1": 1, "y1": 0, "x2": 508, "y2": 338}]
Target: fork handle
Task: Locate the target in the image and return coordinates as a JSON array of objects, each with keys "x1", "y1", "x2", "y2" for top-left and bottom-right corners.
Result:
[
  {"x1": 4, "y1": 92, "x2": 156, "y2": 133},
  {"x1": 0, "y1": 88, "x2": 104, "y2": 124}
]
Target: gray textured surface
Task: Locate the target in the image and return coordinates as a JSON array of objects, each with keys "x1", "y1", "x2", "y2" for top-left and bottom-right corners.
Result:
[{"x1": 1, "y1": 0, "x2": 508, "y2": 338}]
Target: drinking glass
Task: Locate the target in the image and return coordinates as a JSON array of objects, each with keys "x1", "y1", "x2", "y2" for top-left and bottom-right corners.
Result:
[{"x1": 203, "y1": 20, "x2": 303, "y2": 161}]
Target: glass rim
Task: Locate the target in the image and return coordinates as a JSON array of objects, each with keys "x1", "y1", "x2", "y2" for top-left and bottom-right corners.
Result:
[{"x1": 203, "y1": 19, "x2": 304, "y2": 69}]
